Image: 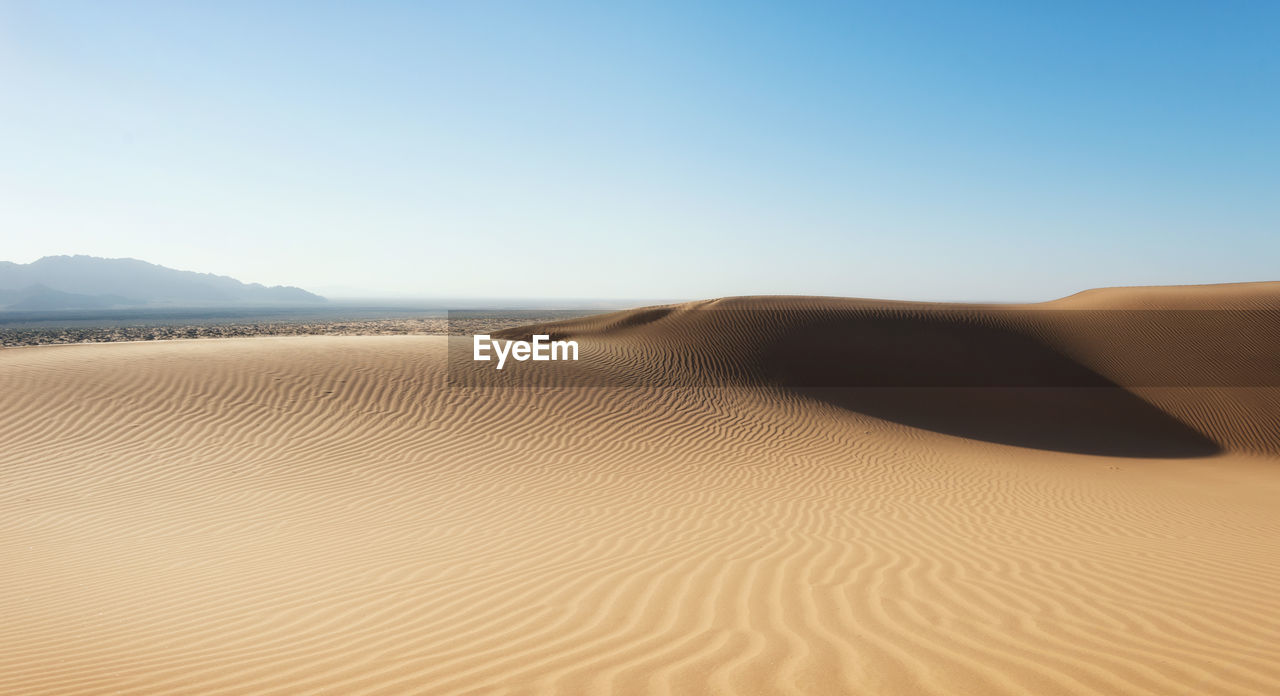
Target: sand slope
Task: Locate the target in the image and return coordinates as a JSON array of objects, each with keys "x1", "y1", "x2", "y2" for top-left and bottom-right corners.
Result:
[
  {"x1": 496, "y1": 285, "x2": 1280, "y2": 454},
  {"x1": 2, "y1": 285, "x2": 1279, "y2": 695}
]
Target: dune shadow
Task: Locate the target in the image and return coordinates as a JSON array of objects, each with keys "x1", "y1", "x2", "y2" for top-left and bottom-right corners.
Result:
[{"x1": 764, "y1": 312, "x2": 1220, "y2": 458}]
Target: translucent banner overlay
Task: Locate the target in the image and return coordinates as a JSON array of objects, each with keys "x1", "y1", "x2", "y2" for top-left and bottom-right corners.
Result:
[{"x1": 446, "y1": 308, "x2": 1280, "y2": 388}]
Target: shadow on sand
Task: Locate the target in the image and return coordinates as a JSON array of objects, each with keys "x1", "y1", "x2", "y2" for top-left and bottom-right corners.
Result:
[{"x1": 765, "y1": 313, "x2": 1220, "y2": 458}]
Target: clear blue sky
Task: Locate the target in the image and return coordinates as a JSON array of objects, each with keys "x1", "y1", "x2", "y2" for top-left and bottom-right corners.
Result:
[{"x1": 2, "y1": 1, "x2": 1276, "y2": 300}]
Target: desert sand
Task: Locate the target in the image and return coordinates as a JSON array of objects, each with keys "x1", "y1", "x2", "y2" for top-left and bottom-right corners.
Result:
[{"x1": 2, "y1": 284, "x2": 1279, "y2": 695}]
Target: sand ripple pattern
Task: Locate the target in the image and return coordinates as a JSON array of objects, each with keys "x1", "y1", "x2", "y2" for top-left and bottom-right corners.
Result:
[{"x1": 2, "y1": 287, "x2": 1279, "y2": 695}]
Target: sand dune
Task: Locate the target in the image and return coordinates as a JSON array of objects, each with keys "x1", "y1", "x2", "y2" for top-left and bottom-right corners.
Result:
[
  {"x1": 493, "y1": 286, "x2": 1280, "y2": 453},
  {"x1": 2, "y1": 284, "x2": 1279, "y2": 694}
]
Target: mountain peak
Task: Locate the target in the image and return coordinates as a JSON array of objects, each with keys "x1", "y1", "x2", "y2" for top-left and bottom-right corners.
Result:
[{"x1": 0, "y1": 256, "x2": 325, "y2": 310}]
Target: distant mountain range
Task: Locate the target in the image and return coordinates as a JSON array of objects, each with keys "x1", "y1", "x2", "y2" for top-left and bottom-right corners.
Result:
[{"x1": 0, "y1": 256, "x2": 325, "y2": 311}]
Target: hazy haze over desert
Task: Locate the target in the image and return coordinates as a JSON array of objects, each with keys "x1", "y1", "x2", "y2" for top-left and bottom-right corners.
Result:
[{"x1": 2, "y1": 2, "x2": 1279, "y2": 695}]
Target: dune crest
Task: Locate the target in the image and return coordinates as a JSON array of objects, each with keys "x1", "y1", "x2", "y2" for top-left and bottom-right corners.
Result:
[{"x1": 493, "y1": 284, "x2": 1280, "y2": 454}]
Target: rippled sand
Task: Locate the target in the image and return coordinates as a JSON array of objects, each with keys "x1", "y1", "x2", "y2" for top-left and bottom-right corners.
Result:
[{"x1": 3, "y1": 284, "x2": 1279, "y2": 695}]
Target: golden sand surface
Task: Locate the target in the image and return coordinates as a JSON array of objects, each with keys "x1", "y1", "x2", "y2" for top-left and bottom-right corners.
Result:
[{"x1": 2, "y1": 284, "x2": 1278, "y2": 695}]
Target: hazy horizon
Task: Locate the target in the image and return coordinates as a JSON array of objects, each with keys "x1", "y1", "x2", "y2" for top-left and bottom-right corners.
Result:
[
  {"x1": 11, "y1": 252, "x2": 1277, "y2": 305},
  {"x1": 3, "y1": 2, "x2": 1277, "y2": 301}
]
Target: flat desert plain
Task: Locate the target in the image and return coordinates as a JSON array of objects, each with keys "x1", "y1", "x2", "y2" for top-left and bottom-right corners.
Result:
[{"x1": 2, "y1": 283, "x2": 1279, "y2": 695}]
